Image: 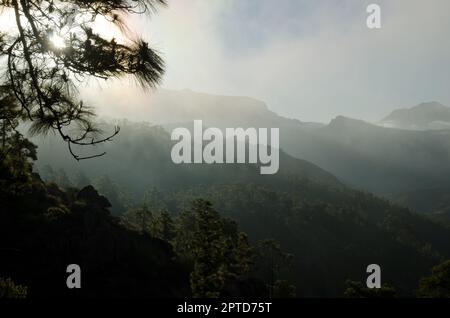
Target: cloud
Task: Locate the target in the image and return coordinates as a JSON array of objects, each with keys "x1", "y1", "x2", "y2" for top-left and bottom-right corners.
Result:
[{"x1": 85, "y1": 0, "x2": 450, "y2": 123}]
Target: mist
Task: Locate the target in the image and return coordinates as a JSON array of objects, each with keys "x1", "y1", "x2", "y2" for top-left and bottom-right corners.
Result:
[{"x1": 81, "y1": 0, "x2": 450, "y2": 123}]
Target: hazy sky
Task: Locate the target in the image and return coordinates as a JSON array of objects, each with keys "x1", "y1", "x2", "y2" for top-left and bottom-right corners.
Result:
[{"x1": 88, "y1": 0, "x2": 450, "y2": 123}]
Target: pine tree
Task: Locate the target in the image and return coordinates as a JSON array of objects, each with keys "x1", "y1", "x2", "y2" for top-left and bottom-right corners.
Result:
[
  {"x1": 122, "y1": 204, "x2": 154, "y2": 234},
  {"x1": 153, "y1": 209, "x2": 176, "y2": 241},
  {"x1": 0, "y1": 86, "x2": 37, "y2": 193},
  {"x1": 0, "y1": 0, "x2": 166, "y2": 160},
  {"x1": 143, "y1": 187, "x2": 167, "y2": 211},
  {"x1": 417, "y1": 260, "x2": 450, "y2": 298},
  {"x1": 189, "y1": 199, "x2": 228, "y2": 297},
  {"x1": 255, "y1": 239, "x2": 294, "y2": 298},
  {"x1": 179, "y1": 199, "x2": 254, "y2": 298}
]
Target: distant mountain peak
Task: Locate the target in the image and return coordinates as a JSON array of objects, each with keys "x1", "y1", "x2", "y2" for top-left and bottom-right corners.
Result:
[
  {"x1": 98, "y1": 88, "x2": 328, "y2": 130},
  {"x1": 380, "y1": 102, "x2": 450, "y2": 130},
  {"x1": 328, "y1": 116, "x2": 375, "y2": 128},
  {"x1": 412, "y1": 101, "x2": 447, "y2": 109}
]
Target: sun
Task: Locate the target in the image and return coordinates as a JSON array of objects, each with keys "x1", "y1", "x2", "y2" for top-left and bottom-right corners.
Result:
[{"x1": 49, "y1": 33, "x2": 66, "y2": 49}]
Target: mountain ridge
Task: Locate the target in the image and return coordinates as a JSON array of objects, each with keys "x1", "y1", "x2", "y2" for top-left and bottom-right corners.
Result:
[
  {"x1": 77, "y1": 89, "x2": 450, "y2": 212},
  {"x1": 380, "y1": 102, "x2": 450, "y2": 130},
  {"x1": 27, "y1": 119, "x2": 450, "y2": 297}
]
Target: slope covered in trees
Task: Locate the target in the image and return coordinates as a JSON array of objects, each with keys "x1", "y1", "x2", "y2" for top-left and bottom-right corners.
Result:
[
  {"x1": 30, "y1": 120, "x2": 450, "y2": 297},
  {"x1": 0, "y1": 139, "x2": 273, "y2": 297},
  {"x1": 0, "y1": 154, "x2": 189, "y2": 297},
  {"x1": 87, "y1": 89, "x2": 450, "y2": 200}
]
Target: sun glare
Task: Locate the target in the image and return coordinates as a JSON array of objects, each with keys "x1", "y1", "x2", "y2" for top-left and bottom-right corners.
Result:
[
  {"x1": 92, "y1": 15, "x2": 128, "y2": 44},
  {"x1": 50, "y1": 33, "x2": 66, "y2": 49}
]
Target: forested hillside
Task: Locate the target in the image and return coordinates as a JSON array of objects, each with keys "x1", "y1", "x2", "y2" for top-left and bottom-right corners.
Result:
[
  {"x1": 26, "y1": 120, "x2": 450, "y2": 297},
  {"x1": 95, "y1": 89, "x2": 450, "y2": 201},
  {"x1": 2, "y1": 0, "x2": 450, "y2": 302}
]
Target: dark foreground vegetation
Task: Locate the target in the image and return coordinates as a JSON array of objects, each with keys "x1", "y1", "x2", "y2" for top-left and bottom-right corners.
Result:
[{"x1": 2, "y1": 123, "x2": 450, "y2": 298}]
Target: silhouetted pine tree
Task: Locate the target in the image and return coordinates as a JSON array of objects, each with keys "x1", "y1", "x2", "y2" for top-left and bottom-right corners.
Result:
[{"x1": 0, "y1": 0, "x2": 166, "y2": 159}]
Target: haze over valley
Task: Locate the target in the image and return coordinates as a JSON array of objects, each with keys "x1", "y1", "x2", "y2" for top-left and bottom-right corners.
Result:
[{"x1": 3, "y1": 0, "x2": 450, "y2": 299}]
